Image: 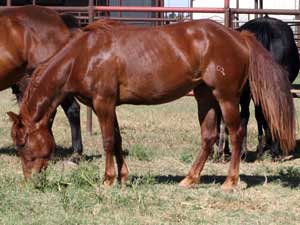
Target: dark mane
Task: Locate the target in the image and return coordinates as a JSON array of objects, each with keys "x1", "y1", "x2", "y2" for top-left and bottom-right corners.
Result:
[
  {"x1": 83, "y1": 19, "x2": 125, "y2": 31},
  {"x1": 60, "y1": 13, "x2": 80, "y2": 29}
]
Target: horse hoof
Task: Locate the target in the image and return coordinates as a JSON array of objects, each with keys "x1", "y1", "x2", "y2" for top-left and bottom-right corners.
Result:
[
  {"x1": 221, "y1": 177, "x2": 239, "y2": 191},
  {"x1": 68, "y1": 153, "x2": 82, "y2": 164},
  {"x1": 119, "y1": 176, "x2": 128, "y2": 186},
  {"x1": 221, "y1": 183, "x2": 235, "y2": 192},
  {"x1": 179, "y1": 176, "x2": 199, "y2": 188},
  {"x1": 103, "y1": 179, "x2": 115, "y2": 187}
]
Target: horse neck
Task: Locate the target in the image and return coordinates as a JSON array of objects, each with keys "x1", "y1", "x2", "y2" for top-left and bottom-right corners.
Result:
[{"x1": 20, "y1": 64, "x2": 67, "y2": 129}]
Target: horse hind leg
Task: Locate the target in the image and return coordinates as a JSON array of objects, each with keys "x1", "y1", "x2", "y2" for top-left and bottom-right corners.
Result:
[
  {"x1": 60, "y1": 96, "x2": 83, "y2": 162},
  {"x1": 217, "y1": 84, "x2": 250, "y2": 161},
  {"x1": 179, "y1": 85, "x2": 220, "y2": 187},
  {"x1": 218, "y1": 99, "x2": 245, "y2": 190},
  {"x1": 114, "y1": 113, "x2": 129, "y2": 184}
]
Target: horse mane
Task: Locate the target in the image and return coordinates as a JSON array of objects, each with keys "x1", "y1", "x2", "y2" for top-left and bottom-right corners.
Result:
[
  {"x1": 237, "y1": 17, "x2": 278, "y2": 51},
  {"x1": 59, "y1": 13, "x2": 80, "y2": 29},
  {"x1": 83, "y1": 19, "x2": 126, "y2": 32}
]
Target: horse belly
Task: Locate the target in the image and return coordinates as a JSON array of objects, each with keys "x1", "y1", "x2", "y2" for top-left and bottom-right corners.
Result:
[{"x1": 119, "y1": 71, "x2": 199, "y2": 105}]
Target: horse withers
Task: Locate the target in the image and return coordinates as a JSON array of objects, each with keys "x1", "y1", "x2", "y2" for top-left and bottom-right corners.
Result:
[
  {"x1": 8, "y1": 19, "x2": 295, "y2": 190},
  {"x1": 0, "y1": 6, "x2": 83, "y2": 159}
]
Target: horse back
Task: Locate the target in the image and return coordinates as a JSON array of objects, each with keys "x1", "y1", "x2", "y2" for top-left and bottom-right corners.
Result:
[
  {"x1": 27, "y1": 20, "x2": 250, "y2": 107},
  {"x1": 0, "y1": 5, "x2": 74, "y2": 91},
  {"x1": 78, "y1": 20, "x2": 250, "y2": 104},
  {"x1": 0, "y1": 6, "x2": 71, "y2": 68}
]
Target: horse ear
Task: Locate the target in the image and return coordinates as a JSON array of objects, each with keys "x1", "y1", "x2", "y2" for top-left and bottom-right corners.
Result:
[
  {"x1": 7, "y1": 112, "x2": 27, "y2": 147},
  {"x1": 7, "y1": 112, "x2": 21, "y2": 125}
]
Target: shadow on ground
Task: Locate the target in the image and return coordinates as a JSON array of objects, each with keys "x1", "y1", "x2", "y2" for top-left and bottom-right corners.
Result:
[
  {"x1": 212, "y1": 139, "x2": 300, "y2": 163},
  {"x1": 0, "y1": 145, "x2": 102, "y2": 162},
  {"x1": 0, "y1": 146, "x2": 17, "y2": 156},
  {"x1": 129, "y1": 173, "x2": 300, "y2": 189}
]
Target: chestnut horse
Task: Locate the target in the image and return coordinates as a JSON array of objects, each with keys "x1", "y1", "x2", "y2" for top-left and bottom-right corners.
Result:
[
  {"x1": 8, "y1": 19, "x2": 295, "y2": 190},
  {"x1": 0, "y1": 6, "x2": 83, "y2": 157}
]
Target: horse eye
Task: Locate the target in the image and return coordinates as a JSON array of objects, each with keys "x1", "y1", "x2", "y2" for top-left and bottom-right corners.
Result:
[
  {"x1": 18, "y1": 144, "x2": 25, "y2": 148},
  {"x1": 16, "y1": 143, "x2": 26, "y2": 150}
]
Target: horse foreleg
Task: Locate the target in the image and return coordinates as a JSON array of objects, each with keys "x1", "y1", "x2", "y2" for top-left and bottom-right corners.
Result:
[
  {"x1": 217, "y1": 118, "x2": 226, "y2": 156},
  {"x1": 259, "y1": 112, "x2": 282, "y2": 159},
  {"x1": 11, "y1": 74, "x2": 31, "y2": 105},
  {"x1": 240, "y1": 84, "x2": 251, "y2": 158},
  {"x1": 255, "y1": 105, "x2": 266, "y2": 158},
  {"x1": 11, "y1": 84, "x2": 23, "y2": 105},
  {"x1": 60, "y1": 96, "x2": 83, "y2": 160},
  {"x1": 114, "y1": 113, "x2": 129, "y2": 184},
  {"x1": 179, "y1": 86, "x2": 219, "y2": 187},
  {"x1": 93, "y1": 96, "x2": 117, "y2": 186},
  {"x1": 219, "y1": 100, "x2": 245, "y2": 191}
]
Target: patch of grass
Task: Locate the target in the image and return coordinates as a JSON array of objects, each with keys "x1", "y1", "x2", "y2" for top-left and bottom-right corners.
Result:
[
  {"x1": 129, "y1": 144, "x2": 153, "y2": 161},
  {"x1": 0, "y1": 90, "x2": 300, "y2": 225},
  {"x1": 69, "y1": 164, "x2": 101, "y2": 188},
  {"x1": 292, "y1": 75, "x2": 300, "y2": 84},
  {"x1": 277, "y1": 166, "x2": 300, "y2": 178},
  {"x1": 179, "y1": 151, "x2": 194, "y2": 164}
]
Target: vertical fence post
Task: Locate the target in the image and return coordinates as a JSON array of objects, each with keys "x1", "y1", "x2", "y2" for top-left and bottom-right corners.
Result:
[
  {"x1": 235, "y1": 0, "x2": 239, "y2": 28},
  {"x1": 224, "y1": 0, "x2": 232, "y2": 27},
  {"x1": 119, "y1": 0, "x2": 122, "y2": 18},
  {"x1": 190, "y1": 0, "x2": 193, "y2": 20},
  {"x1": 254, "y1": 0, "x2": 258, "y2": 19},
  {"x1": 259, "y1": 0, "x2": 263, "y2": 9},
  {"x1": 259, "y1": 0, "x2": 263, "y2": 17},
  {"x1": 86, "y1": 0, "x2": 94, "y2": 136}
]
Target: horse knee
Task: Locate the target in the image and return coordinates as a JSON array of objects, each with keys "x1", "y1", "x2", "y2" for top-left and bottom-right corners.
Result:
[
  {"x1": 103, "y1": 137, "x2": 115, "y2": 153},
  {"x1": 202, "y1": 130, "x2": 218, "y2": 148},
  {"x1": 230, "y1": 124, "x2": 245, "y2": 147}
]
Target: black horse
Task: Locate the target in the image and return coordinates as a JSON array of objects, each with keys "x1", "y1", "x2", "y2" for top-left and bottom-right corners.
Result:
[
  {"x1": 238, "y1": 16, "x2": 299, "y2": 159},
  {"x1": 218, "y1": 16, "x2": 299, "y2": 160}
]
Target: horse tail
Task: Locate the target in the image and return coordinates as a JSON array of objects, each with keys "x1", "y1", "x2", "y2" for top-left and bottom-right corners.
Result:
[
  {"x1": 60, "y1": 14, "x2": 80, "y2": 29},
  {"x1": 241, "y1": 31, "x2": 295, "y2": 154}
]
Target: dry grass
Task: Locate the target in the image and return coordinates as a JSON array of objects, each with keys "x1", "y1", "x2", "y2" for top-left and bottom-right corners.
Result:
[{"x1": 0, "y1": 89, "x2": 299, "y2": 225}]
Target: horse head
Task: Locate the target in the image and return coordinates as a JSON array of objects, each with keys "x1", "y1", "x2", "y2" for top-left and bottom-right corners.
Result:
[{"x1": 7, "y1": 112, "x2": 55, "y2": 179}]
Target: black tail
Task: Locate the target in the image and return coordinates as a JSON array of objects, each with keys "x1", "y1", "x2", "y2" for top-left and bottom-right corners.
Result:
[{"x1": 60, "y1": 14, "x2": 80, "y2": 29}]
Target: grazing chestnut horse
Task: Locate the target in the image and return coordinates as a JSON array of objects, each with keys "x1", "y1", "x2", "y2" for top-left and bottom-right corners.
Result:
[
  {"x1": 8, "y1": 19, "x2": 295, "y2": 190},
  {"x1": 0, "y1": 6, "x2": 83, "y2": 157}
]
